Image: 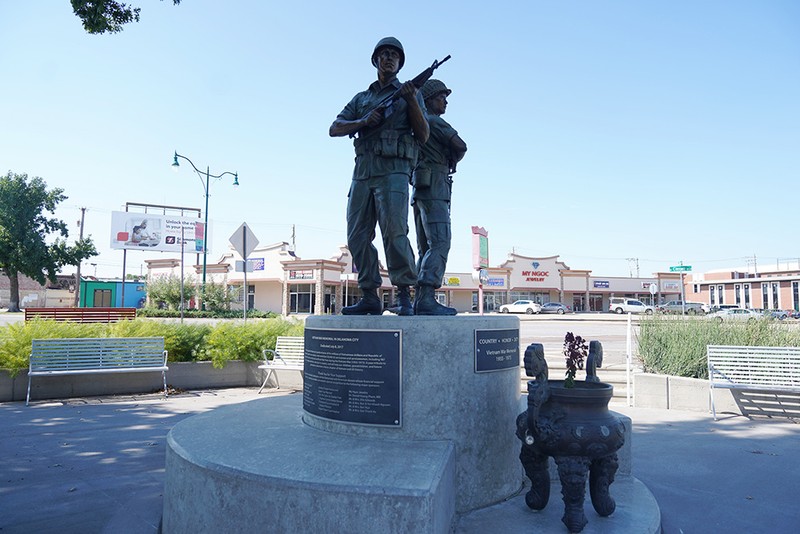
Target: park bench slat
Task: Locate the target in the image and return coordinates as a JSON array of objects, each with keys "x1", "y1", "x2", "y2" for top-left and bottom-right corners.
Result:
[
  {"x1": 24, "y1": 307, "x2": 137, "y2": 323},
  {"x1": 27, "y1": 337, "x2": 168, "y2": 405},
  {"x1": 707, "y1": 345, "x2": 800, "y2": 419}
]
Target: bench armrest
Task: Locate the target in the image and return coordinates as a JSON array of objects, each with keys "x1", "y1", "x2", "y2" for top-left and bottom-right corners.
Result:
[{"x1": 263, "y1": 348, "x2": 277, "y2": 362}]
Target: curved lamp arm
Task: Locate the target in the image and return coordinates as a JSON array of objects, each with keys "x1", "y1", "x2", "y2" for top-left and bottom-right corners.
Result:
[{"x1": 172, "y1": 151, "x2": 239, "y2": 187}]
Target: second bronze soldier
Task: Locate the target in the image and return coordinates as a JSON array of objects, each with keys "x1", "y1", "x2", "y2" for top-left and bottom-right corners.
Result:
[{"x1": 412, "y1": 79, "x2": 467, "y2": 315}]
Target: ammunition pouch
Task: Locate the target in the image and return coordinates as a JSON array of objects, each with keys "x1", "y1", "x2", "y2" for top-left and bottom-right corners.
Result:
[
  {"x1": 355, "y1": 130, "x2": 418, "y2": 161},
  {"x1": 413, "y1": 168, "x2": 431, "y2": 188}
]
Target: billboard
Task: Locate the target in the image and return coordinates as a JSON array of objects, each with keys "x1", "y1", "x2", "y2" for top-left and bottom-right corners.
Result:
[{"x1": 110, "y1": 211, "x2": 206, "y2": 253}]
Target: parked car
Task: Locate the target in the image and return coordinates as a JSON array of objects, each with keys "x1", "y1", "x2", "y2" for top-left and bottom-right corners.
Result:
[
  {"x1": 767, "y1": 310, "x2": 789, "y2": 320},
  {"x1": 540, "y1": 302, "x2": 571, "y2": 314},
  {"x1": 608, "y1": 298, "x2": 654, "y2": 315},
  {"x1": 656, "y1": 301, "x2": 705, "y2": 315},
  {"x1": 706, "y1": 308, "x2": 763, "y2": 322},
  {"x1": 708, "y1": 304, "x2": 740, "y2": 313},
  {"x1": 499, "y1": 300, "x2": 542, "y2": 314}
]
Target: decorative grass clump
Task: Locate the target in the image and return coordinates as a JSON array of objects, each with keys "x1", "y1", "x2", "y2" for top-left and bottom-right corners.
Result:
[{"x1": 637, "y1": 315, "x2": 800, "y2": 379}]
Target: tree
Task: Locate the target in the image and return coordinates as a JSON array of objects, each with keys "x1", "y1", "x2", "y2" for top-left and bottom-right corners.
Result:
[
  {"x1": 71, "y1": 0, "x2": 181, "y2": 35},
  {"x1": 0, "y1": 171, "x2": 98, "y2": 312}
]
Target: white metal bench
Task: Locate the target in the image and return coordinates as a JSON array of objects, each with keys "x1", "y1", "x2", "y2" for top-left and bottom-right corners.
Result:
[
  {"x1": 707, "y1": 345, "x2": 800, "y2": 420},
  {"x1": 259, "y1": 336, "x2": 304, "y2": 393},
  {"x1": 27, "y1": 337, "x2": 169, "y2": 406}
]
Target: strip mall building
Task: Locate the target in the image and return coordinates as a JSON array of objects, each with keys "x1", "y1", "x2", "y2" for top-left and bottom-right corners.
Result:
[{"x1": 147, "y1": 244, "x2": 698, "y2": 316}]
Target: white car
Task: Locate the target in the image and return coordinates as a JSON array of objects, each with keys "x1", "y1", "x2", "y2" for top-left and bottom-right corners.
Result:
[
  {"x1": 499, "y1": 300, "x2": 542, "y2": 314},
  {"x1": 706, "y1": 308, "x2": 763, "y2": 322},
  {"x1": 608, "y1": 298, "x2": 654, "y2": 315}
]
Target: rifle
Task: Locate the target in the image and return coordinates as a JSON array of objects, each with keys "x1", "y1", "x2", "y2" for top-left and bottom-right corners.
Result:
[{"x1": 358, "y1": 55, "x2": 451, "y2": 135}]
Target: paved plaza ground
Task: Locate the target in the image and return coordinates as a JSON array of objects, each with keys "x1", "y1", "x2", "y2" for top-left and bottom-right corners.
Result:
[{"x1": 1, "y1": 387, "x2": 799, "y2": 533}]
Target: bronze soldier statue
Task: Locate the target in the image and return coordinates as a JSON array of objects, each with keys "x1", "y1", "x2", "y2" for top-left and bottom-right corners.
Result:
[
  {"x1": 411, "y1": 79, "x2": 467, "y2": 315},
  {"x1": 329, "y1": 37, "x2": 429, "y2": 316}
]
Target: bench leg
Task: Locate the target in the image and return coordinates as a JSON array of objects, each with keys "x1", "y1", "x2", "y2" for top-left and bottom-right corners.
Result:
[
  {"x1": 258, "y1": 369, "x2": 276, "y2": 394},
  {"x1": 163, "y1": 370, "x2": 168, "y2": 399},
  {"x1": 710, "y1": 387, "x2": 717, "y2": 421},
  {"x1": 26, "y1": 374, "x2": 32, "y2": 406}
]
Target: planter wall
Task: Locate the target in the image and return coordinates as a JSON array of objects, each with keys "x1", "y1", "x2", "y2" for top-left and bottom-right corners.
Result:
[
  {"x1": 633, "y1": 373, "x2": 736, "y2": 413},
  {"x1": 1, "y1": 360, "x2": 304, "y2": 403}
]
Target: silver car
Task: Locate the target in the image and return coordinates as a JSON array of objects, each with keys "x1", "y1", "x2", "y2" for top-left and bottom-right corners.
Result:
[
  {"x1": 706, "y1": 308, "x2": 763, "y2": 322},
  {"x1": 540, "y1": 302, "x2": 571, "y2": 314}
]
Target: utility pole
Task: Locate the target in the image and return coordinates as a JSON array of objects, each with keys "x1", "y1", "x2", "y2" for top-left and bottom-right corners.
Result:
[
  {"x1": 745, "y1": 254, "x2": 758, "y2": 276},
  {"x1": 73, "y1": 207, "x2": 86, "y2": 307},
  {"x1": 626, "y1": 258, "x2": 639, "y2": 278}
]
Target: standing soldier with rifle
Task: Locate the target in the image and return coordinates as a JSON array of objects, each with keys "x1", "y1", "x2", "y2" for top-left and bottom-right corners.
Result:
[
  {"x1": 412, "y1": 79, "x2": 467, "y2": 315},
  {"x1": 330, "y1": 37, "x2": 438, "y2": 316}
]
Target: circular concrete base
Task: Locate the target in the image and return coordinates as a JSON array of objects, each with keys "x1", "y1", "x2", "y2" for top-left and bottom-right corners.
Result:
[{"x1": 163, "y1": 394, "x2": 661, "y2": 534}]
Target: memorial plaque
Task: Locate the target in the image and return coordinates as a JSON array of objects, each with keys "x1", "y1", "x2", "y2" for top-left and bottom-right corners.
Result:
[
  {"x1": 303, "y1": 328, "x2": 402, "y2": 426},
  {"x1": 475, "y1": 328, "x2": 520, "y2": 373}
]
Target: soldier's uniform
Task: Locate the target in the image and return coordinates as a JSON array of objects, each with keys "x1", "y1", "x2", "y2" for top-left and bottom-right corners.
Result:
[
  {"x1": 412, "y1": 112, "x2": 459, "y2": 289},
  {"x1": 337, "y1": 79, "x2": 424, "y2": 292}
]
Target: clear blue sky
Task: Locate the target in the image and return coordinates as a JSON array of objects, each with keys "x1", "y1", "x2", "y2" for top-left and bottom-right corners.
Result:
[{"x1": 1, "y1": 1, "x2": 798, "y2": 279}]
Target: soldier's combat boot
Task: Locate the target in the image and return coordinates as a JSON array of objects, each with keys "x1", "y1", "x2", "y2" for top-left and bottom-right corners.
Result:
[
  {"x1": 414, "y1": 285, "x2": 457, "y2": 316},
  {"x1": 386, "y1": 286, "x2": 414, "y2": 316},
  {"x1": 342, "y1": 288, "x2": 382, "y2": 315}
]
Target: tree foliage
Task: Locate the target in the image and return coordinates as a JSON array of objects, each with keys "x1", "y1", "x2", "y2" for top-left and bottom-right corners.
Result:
[
  {"x1": 71, "y1": 0, "x2": 182, "y2": 34},
  {"x1": 0, "y1": 171, "x2": 97, "y2": 312},
  {"x1": 146, "y1": 273, "x2": 196, "y2": 310}
]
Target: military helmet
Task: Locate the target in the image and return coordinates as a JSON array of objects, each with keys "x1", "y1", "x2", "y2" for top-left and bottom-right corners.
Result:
[
  {"x1": 422, "y1": 79, "x2": 451, "y2": 101},
  {"x1": 371, "y1": 37, "x2": 405, "y2": 70}
]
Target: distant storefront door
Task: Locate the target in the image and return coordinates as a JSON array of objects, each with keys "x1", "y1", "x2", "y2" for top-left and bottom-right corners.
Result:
[
  {"x1": 92, "y1": 289, "x2": 112, "y2": 307},
  {"x1": 589, "y1": 293, "x2": 604, "y2": 312}
]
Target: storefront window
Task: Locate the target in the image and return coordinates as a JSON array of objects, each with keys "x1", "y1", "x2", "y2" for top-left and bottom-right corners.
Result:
[{"x1": 289, "y1": 283, "x2": 314, "y2": 314}]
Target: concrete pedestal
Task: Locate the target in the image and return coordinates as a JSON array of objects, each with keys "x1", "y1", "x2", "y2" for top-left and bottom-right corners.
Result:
[
  {"x1": 162, "y1": 315, "x2": 660, "y2": 533},
  {"x1": 304, "y1": 315, "x2": 522, "y2": 512}
]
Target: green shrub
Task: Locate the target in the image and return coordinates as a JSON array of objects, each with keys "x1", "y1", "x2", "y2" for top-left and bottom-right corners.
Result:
[
  {"x1": 137, "y1": 308, "x2": 275, "y2": 319},
  {"x1": 0, "y1": 318, "x2": 302, "y2": 374},
  {"x1": 0, "y1": 320, "x2": 106, "y2": 375},
  {"x1": 203, "y1": 318, "x2": 304, "y2": 368},
  {"x1": 638, "y1": 316, "x2": 800, "y2": 379}
]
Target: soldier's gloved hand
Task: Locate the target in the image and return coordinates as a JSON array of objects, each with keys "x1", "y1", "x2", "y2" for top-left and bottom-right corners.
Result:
[{"x1": 399, "y1": 81, "x2": 418, "y2": 102}]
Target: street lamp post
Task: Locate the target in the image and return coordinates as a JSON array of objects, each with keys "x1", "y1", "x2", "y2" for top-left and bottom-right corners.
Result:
[{"x1": 172, "y1": 151, "x2": 238, "y2": 309}]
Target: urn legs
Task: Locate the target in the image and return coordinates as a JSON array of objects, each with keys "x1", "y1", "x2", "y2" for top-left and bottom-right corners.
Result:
[
  {"x1": 519, "y1": 443, "x2": 551, "y2": 510},
  {"x1": 554, "y1": 456, "x2": 591, "y2": 533},
  {"x1": 589, "y1": 453, "x2": 619, "y2": 517}
]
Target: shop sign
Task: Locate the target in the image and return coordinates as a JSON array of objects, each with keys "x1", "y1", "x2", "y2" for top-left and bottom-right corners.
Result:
[
  {"x1": 594, "y1": 280, "x2": 610, "y2": 289},
  {"x1": 251, "y1": 258, "x2": 265, "y2": 271},
  {"x1": 663, "y1": 281, "x2": 680, "y2": 291},
  {"x1": 522, "y1": 270, "x2": 549, "y2": 283},
  {"x1": 443, "y1": 276, "x2": 461, "y2": 287},
  {"x1": 486, "y1": 278, "x2": 505, "y2": 287},
  {"x1": 641, "y1": 281, "x2": 656, "y2": 289},
  {"x1": 289, "y1": 270, "x2": 313, "y2": 280}
]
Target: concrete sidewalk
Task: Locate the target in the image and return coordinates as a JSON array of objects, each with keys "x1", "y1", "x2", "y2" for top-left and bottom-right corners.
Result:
[{"x1": 1, "y1": 389, "x2": 798, "y2": 533}]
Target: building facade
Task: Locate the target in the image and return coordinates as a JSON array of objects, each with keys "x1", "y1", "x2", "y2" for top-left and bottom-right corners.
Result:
[
  {"x1": 686, "y1": 262, "x2": 800, "y2": 312},
  {"x1": 147, "y1": 247, "x2": 687, "y2": 316}
]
